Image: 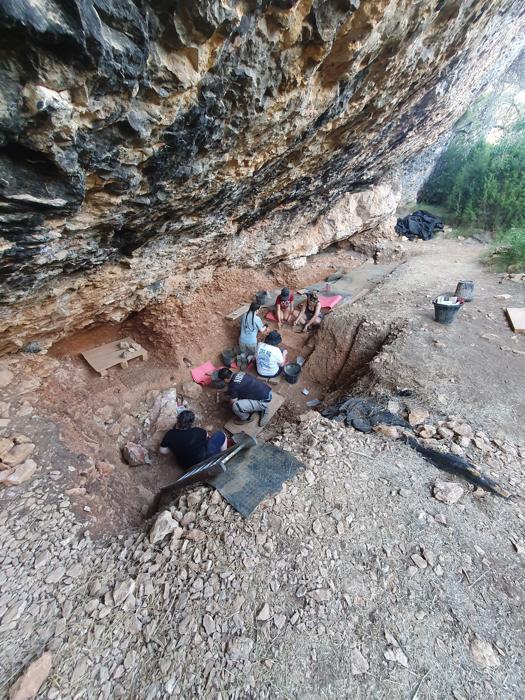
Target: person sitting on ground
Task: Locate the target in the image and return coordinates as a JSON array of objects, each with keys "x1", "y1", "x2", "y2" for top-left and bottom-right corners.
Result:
[
  {"x1": 274, "y1": 287, "x2": 295, "y2": 329},
  {"x1": 255, "y1": 330, "x2": 287, "y2": 378},
  {"x1": 217, "y1": 368, "x2": 272, "y2": 427},
  {"x1": 293, "y1": 290, "x2": 323, "y2": 332},
  {"x1": 159, "y1": 410, "x2": 227, "y2": 469},
  {"x1": 239, "y1": 301, "x2": 267, "y2": 357}
]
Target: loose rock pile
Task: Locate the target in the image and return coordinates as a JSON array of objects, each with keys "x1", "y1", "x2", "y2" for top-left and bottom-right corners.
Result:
[{"x1": 1, "y1": 409, "x2": 523, "y2": 698}]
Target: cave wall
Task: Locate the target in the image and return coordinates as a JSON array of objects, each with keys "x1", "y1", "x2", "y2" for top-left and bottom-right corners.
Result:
[{"x1": 1, "y1": 0, "x2": 524, "y2": 352}]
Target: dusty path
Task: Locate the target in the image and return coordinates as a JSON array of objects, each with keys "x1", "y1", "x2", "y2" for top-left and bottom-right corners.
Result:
[{"x1": 0, "y1": 238, "x2": 524, "y2": 699}]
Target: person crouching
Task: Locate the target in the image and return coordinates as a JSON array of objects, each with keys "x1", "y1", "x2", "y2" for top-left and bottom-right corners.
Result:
[
  {"x1": 218, "y1": 368, "x2": 272, "y2": 428},
  {"x1": 159, "y1": 410, "x2": 227, "y2": 469},
  {"x1": 255, "y1": 330, "x2": 287, "y2": 378}
]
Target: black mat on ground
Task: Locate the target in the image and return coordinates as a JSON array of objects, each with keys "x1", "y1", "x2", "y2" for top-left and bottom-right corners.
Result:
[{"x1": 208, "y1": 444, "x2": 304, "y2": 518}]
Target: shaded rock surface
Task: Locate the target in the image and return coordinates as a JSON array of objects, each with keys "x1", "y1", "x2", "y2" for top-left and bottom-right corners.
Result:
[{"x1": 1, "y1": 1, "x2": 524, "y2": 351}]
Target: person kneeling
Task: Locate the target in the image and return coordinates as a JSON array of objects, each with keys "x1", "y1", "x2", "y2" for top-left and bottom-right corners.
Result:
[
  {"x1": 255, "y1": 330, "x2": 287, "y2": 378},
  {"x1": 218, "y1": 368, "x2": 272, "y2": 428},
  {"x1": 159, "y1": 410, "x2": 227, "y2": 469}
]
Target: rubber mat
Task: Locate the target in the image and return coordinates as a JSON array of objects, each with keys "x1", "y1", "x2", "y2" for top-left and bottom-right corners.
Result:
[{"x1": 208, "y1": 444, "x2": 304, "y2": 517}]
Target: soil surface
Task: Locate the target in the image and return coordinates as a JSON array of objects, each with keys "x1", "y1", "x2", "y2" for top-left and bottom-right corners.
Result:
[{"x1": 0, "y1": 237, "x2": 524, "y2": 699}]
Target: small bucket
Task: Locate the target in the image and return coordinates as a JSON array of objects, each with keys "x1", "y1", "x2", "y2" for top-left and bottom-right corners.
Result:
[
  {"x1": 433, "y1": 295, "x2": 463, "y2": 324},
  {"x1": 454, "y1": 280, "x2": 474, "y2": 301},
  {"x1": 284, "y1": 363, "x2": 301, "y2": 385}
]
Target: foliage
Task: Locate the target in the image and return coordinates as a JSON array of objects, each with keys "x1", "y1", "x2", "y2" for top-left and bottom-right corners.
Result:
[
  {"x1": 489, "y1": 227, "x2": 525, "y2": 271},
  {"x1": 420, "y1": 120, "x2": 525, "y2": 232}
]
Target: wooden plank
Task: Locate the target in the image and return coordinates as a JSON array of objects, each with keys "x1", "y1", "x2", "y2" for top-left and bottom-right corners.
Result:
[
  {"x1": 226, "y1": 304, "x2": 250, "y2": 321},
  {"x1": 224, "y1": 393, "x2": 285, "y2": 438},
  {"x1": 506, "y1": 308, "x2": 525, "y2": 333},
  {"x1": 81, "y1": 337, "x2": 148, "y2": 376}
]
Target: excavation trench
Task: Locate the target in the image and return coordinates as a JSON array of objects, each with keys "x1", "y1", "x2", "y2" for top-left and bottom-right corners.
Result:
[{"x1": 26, "y1": 246, "x2": 403, "y2": 536}]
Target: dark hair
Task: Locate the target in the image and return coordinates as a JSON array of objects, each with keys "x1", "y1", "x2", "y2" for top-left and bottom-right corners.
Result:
[
  {"x1": 177, "y1": 410, "x2": 195, "y2": 430},
  {"x1": 266, "y1": 330, "x2": 282, "y2": 346},
  {"x1": 218, "y1": 368, "x2": 233, "y2": 380},
  {"x1": 243, "y1": 301, "x2": 261, "y2": 335}
]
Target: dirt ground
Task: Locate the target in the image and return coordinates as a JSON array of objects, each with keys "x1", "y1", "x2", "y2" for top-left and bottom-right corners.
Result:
[
  {"x1": 0, "y1": 235, "x2": 524, "y2": 699},
  {"x1": 23, "y1": 247, "x2": 369, "y2": 534}
]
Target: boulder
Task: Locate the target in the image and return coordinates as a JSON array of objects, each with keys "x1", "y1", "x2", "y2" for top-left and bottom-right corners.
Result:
[
  {"x1": 149, "y1": 389, "x2": 178, "y2": 434},
  {"x1": 122, "y1": 442, "x2": 150, "y2": 467},
  {"x1": 181, "y1": 381, "x2": 203, "y2": 400}
]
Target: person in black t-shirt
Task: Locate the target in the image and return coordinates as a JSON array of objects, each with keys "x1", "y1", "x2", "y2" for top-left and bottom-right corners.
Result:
[
  {"x1": 217, "y1": 369, "x2": 272, "y2": 428},
  {"x1": 160, "y1": 410, "x2": 227, "y2": 469}
]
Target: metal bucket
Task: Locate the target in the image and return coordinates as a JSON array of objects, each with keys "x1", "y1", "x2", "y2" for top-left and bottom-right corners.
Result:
[{"x1": 454, "y1": 280, "x2": 474, "y2": 301}]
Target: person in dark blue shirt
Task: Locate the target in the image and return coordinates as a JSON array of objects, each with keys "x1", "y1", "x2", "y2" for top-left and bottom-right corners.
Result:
[{"x1": 217, "y1": 369, "x2": 272, "y2": 427}]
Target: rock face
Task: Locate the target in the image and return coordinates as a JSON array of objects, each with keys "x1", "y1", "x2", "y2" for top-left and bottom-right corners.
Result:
[{"x1": 1, "y1": 1, "x2": 524, "y2": 351}]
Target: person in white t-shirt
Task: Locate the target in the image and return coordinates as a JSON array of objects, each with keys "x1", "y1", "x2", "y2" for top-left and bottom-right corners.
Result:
[{"x1": 256, "y1": 331, "x2": 287, "y2": 378}]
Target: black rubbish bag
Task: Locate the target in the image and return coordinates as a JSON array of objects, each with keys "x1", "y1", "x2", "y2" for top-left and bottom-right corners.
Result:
[{"x1": 395, "y1": 210, "x2": 444, "y2": 241}]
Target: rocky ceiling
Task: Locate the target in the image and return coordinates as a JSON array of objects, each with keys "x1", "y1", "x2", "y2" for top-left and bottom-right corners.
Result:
[{"x1": 0, "y1": 0, "x2": 524, "y2": 352}]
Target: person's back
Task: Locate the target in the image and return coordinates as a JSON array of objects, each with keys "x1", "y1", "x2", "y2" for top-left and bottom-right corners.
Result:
[
  {"x1": 239, "y1": 302, "x2": 265, "y2": 355},
  {"x1": 161, "y1": 425, "x2": 207, "y2": 469},
  {"x1": 256, "y1": 342, "x2": 284, "y2": 377},
  {"x1": 160, "y1": 410, "x2": 226, "y2": 468}
]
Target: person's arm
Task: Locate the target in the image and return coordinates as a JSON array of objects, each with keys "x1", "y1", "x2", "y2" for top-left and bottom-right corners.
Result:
[
  {"x1": 277, "y1": 348, "x2": 287, "y2": 367},
  {"x1": 159, "y1": 434, "x2": 171, "y2": 455},
  {"x1": 256, "y1": 316, "x2": 267, "y2": 336},
  {"x1": 276, "y1": 304, "x2": 283, "y2": 328},
  {"x1": 293, "y1": 301, "x2": 306, "y2": 325},
  {"x1": 304, "y1": 302, "x2": 321, "y2": 330}
]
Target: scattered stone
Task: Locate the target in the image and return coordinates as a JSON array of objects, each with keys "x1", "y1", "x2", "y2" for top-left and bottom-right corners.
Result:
[
  {"x1": 12, "y1": 435, "x2": 31, "y2": 444},
  {"x1": 374, "y1": 425, "x2": 401, "y2": 439},
  {"x1": 202, "y1": 614, "x2": 215, "y2": 635},
  {"x1": 1, "y1": 443, "x2": 35, "y2": 468},
  {"x1": 3, "y1": 459, "x2": 37, "y2": 486},
  {"x1": 307, "y1": 589, "x2": 331, "y2": 603},
  {"x1": 122, "y1": 442, "x2": 150, "y2": 467},
  {"x1": 411, "y1": 553, "x2": 427, "y2": 569},
  {"x1": 257, "y1": 603, "x2": 271, "y2": 621},
  {"x1": 304, "y1": 470, "x2": 316, "y2": 485},
  {"x1": 408, "y1": 408, "x2": 429, "y2": 427},
  {"x1": 184, "y1": 529, "x2": 205, "y2": 543},
  {"x1": 0, "y1": 437, "x2": 14, "y2": 458},
  {"x1": 350, "y1": 648, "x2": 369, "y2": 675},
  {"x1": 149, "y1": 511, "x2": 178, "y2": 545},
  {"x1": 45, "y1": 566, "x2": 66, "y2": 584},
  {"x1": 384, "y1": 646, "x2": 409, "y2": 667},
  {"x1": 312, "y1": 519, "x2": 323, "y2": 536},
  {"x1": 448, "y1": 421, "x2": 473, "y2": 438},
  {"x1": 0, "y1": 369, "x2": 14, "y2": 388},
  {"x1": 470, "y1": 638, "x2": 500, "y2": 669},
  {"x1": 65, "y1": 487, "x2": 87, "y2": 496},
  {"x1": 494, "y1": 294, "x2": 511, "y2": 300},
  {"x1": 113, "y1": 579, "x2": 136, "y2": 606},
  {"x1": 274, "y1": 613, "x2": 286, "y2": 630},
  {"x1": 418, "y1": 425, "x2": 436, "y2": 439},
  {"x1": 433, "y1": 480, "x2": 464, "y2": 504},
  {"x1": 227, "y1": 637, "x2": 254, "y2": 661},
  {"x1": 8, "y1": 652, "x2": 52, "y2": 700}
]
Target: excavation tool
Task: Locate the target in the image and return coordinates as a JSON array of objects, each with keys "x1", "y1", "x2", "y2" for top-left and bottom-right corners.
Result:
[{"x1": 147, "y1": 432, "x2": 257, "y2": 517}]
